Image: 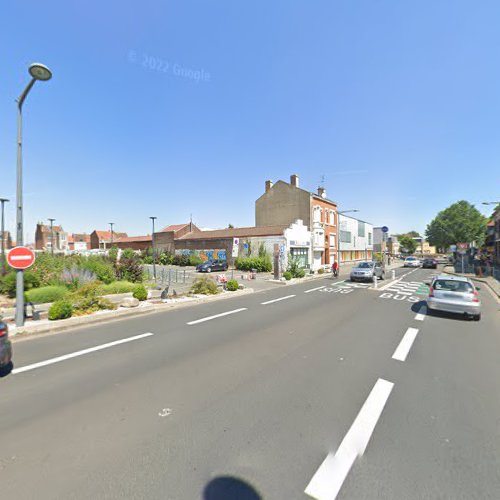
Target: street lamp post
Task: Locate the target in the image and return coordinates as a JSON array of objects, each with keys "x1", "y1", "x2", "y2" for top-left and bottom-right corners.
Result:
[
  {"x1": 0, "y1": 198, "x2": 9, "y2": 276},
  {"x1": 109, "y1": 222, "x2": 115, "y2": 249},
  {"x1": 48, "y1": 218, "x2": 55, "y2": 255},
  {"x1": 337, "y1": 209, "x2": 359, "y2": 274},
  {"x1": 150, "y1": 217, "x2": 157, "y2": 281},
  {"x1": 15, "y1": 63, "x2": 52, "y2": 327}
]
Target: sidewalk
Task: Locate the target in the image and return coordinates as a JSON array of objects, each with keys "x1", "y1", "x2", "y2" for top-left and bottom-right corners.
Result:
[{"x1": 443, "y1": 265, "x2": 500, "y2": 299}]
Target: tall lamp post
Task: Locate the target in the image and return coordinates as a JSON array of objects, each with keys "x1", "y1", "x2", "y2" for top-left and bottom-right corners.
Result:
[
  {"x1": 337, "y1": 209, "x2": 359, "y2": 274},
  {"x1": 48, "y1": 218, "x2": 55, "y2": 255},
  {"x1": 150, "y1": 216, "x2": 157, "y2": 281},
  {"x1": 15, "y1": 63, "x2": 52, "y2": 327},
  {"x1": 0, "y1": 198, "x2": 9, "y2": 275},
  {"x1": 109, "y1": 222, "x2": 115, "y2": 248}
]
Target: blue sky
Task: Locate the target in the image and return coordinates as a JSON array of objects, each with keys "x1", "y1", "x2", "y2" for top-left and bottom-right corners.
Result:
[{"x1": 1, "y1": 0, "x2": 499, "y2": 242}]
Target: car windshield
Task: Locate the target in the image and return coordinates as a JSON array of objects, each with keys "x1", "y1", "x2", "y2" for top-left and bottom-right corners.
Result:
[
  {"x1": 357, "y1": 262, "x2": 373, "y2": 268},
  {"x1": 433, "y1": 280, "x2": 473, "y2": 292},
  {"x1": 406, "y1": 257, "x2": 416, "y2": 260}
]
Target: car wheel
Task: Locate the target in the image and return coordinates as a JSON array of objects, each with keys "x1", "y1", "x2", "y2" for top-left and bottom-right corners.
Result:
[
  {"x1": 380, "y1": 272, "x2": 385, "y2": 280},
  {"x1": 207, "y1": 267, "x2": 212, "y2": 273},
  {"x1": 474, "y1": 313, "x2": 481, "y2": 321}
]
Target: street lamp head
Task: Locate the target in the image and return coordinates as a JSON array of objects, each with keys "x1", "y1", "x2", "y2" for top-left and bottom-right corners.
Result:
[{"x1": 29, "y1": 63, "x2": 52, "y2": 81}]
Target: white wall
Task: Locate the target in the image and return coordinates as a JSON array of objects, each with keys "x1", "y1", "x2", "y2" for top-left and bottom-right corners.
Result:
[{"x1": 339, "y1": 215, "x2": 373, "y2": 253}]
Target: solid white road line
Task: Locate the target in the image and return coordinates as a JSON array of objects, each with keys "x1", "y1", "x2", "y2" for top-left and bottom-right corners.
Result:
[
  {"x1": 305, "y1": 378, "x2": 394, "y2": 500},
  {"x1": 261, "y1": 295, "x2": 296, "y2": 305},
  {"x1": 392, "y1": 327, "x2": 419, "y2": 362},
  {"x1": 304, "y1": 286, "x2": 326, "y2": 294},
  {"x1": 187, "y1": 308, "x2": 247, "y2": 325},
  {"x1": 12, "y1": 333, "x2": 154, "y2": 374}
]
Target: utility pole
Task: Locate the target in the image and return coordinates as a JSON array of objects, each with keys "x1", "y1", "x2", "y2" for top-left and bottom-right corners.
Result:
[
  {"x1": 48, "y1": 218, "x2": 55, "y2": 255},
  {"x1": 109, "y1": 222, "x2": 115, "y2": 248},
  {"x1": 0, "y1": 198, "x2": 9, "y2": 275},
  {"x1": 150, "y1": 216, "x2": 157, "y2": 281},
  {"x1": 15, "y1": 63, "x2": 52, "y2": 327}
]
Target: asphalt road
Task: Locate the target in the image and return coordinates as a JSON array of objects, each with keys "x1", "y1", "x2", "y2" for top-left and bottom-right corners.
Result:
[{"x1": 1, "y1": 266, "x2": 499, "y2": 499}]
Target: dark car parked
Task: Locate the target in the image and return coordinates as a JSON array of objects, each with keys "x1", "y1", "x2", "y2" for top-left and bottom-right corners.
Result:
[
  {"x1": 422, "y1": 258, "x2": 438, "y2": 269},
  {"x1": 0, "y1": 320, "x2": 13, "y2": 375},
  {"x1": 196, "y1": 259, "x2": 228, "y2": 273}
]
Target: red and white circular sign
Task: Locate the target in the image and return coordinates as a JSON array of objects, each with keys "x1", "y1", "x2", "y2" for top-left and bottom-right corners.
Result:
[{"x1": 7, "y1": 246, "x2": 36, "y2": 270}]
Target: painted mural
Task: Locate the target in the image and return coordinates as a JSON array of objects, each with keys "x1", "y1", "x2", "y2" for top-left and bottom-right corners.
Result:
[{"x1": 175, "y1": 249, "x2": 227, "y2": 261}]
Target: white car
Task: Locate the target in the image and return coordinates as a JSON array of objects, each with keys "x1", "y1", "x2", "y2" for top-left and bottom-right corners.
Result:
[{"x1": 404, "y1": 256, "x2": 421, "y2": 268}]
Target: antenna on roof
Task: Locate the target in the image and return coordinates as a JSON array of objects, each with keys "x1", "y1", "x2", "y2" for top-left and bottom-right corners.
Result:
[{"x1": 321, "y1": 174, "x2": 325, "y2": 186}]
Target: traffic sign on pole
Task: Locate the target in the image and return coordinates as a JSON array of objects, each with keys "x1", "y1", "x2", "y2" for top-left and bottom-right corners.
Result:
[
  {"x1": 381, "y1": 226, "x2": 389, "y2": 233},
  {"x1": 7, "y1": 246, "x2": 35, "y2": 270}
]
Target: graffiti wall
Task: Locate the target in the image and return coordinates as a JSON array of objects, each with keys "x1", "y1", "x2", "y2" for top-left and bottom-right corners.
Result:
[{"x1": 175, "y1": 249, "x2": 227, "y2": 262}]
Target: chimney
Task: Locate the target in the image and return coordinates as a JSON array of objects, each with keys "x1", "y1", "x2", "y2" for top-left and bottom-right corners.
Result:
[
  {"x1": 265, "y1": 180, "x2": 273, "y2": 192},
  {"x1": 290, "y1": 174, "x2": 299, "y2": 188},
  {"x1": 318, "y1": 187, "x2": 326, "y2": 198}
]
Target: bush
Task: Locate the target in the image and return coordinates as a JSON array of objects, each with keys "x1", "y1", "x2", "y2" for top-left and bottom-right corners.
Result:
[
  {"x1": 61, "y1": 266, "x2": 96, "y2": 290},
  {"x1": 158, "y1": 252, "x2": 173, "y2": 265},
  {"x1": 48, "y1": 299, "x2": 73, "y2": 321},
  {"x1": 295, "y1": 268, "x2": 306, "y2": 278},
  {"x1": 70, "y1": 282, "x2": 116, "y2": 315},
  {"x1": 108, "y1": 246, "x2": 119, "y2": 262},
  {"x1": 98, "y1": 281, "x2": 137, "y2": 295},
  {"x1": 142, "y1": 255, "x2": 154, "y2": 265},
  {"x1": 226, "y1": 279, "x2": 239, "y2": 291},
  {"x1": 82, "y1": 256, "x2": 115, "y2": 284},
  {"x1": 25, "y1": 285, "x2": 68, "y2": 304},
  {"x1": 1, "y1": 271, "x2": 40, "y2": 298},
  {"x1": 115, "y1": 257, "x2": 143, "y2": 283},
  {"x1": 283, "y1": 271, "x2": 292, "y2": 280},
  {"x1": 287, "y1": 257, "x2": 306, "y2": 279},
  {"x1": 121, "y1": 248, "x2": 136, "y2": 260},
  {"x1": 189, "y1": 255, "x2": 203, "y2": 266},
  {"x1": 133, "y1": 284, "x2": 148, "y2": 301},
  {"x1": 190, "y1": 276, "x2": 219, "y2": 295},
  {"x1": 234, "y1": 256, "x2": 272, "y2": 272},
  {"x1": 173, "y1": 254, "x2": 191, "y2": 266}
]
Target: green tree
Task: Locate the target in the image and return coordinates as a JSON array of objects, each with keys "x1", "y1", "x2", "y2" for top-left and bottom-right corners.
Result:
[
  {"x1": 228, "y1": 223, "x2": 234, "y2": 229},
  {"x1": 425, "y1": 200, "x2": 487, "y2": 251},
  {"x1": 405, "y1": 230, "x2": 420, "y2": 238},
  {"x1": 398, "y1": 235, "x2": 418, "y2": 254}
]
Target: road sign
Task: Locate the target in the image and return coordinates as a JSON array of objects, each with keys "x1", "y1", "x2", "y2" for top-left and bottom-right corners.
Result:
[
  {"x1": 7, "y1": 246, "x2": 36, "y2": 269},
  {"x1": 279, "y1": 244, "x2": 285, "y2": 255},
  {"x1": 381, "y1": 226, "x2": 389, "y2": 233},
  {"x1": 232, "y1": 238, "x2": 240, "y2": 258},
  {"x1": 457, "y1": 242, "x2": 469, "y2": 250}
]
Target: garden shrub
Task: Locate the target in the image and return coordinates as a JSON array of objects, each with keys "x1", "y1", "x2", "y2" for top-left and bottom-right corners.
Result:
[
  {"x1": 82, "y1": 256, "x2": 115, "y2": 284},
  {"x1": 108, "y1": 246, "x2": 119, "y2": 262},
  {"x1": 48, "y1": 299, "x2": 73, "y2": 320},
  {"x1": 133, "y1": 284, "x2": 148, "y2": 301},
  {"x1": 98, "y1": 281, "x2": 137, "y2": 295},
  {"x1": 190, "y1": 276, "x2": 219, "y2": 295},
  {"x1": 121, "y1": 248, "x2": 136, "y2": 260},
  {"x1": 61, "y1": 266, "x2": 96, "y2": 290},
  {"x1": 283, "y1": 271, "x2": 292, "y2": 280},
  {"x1": 1, "y1": 271, "x2": 40, "y2": 298},
  {"x1": 142, "y1": 255, "x2": 154, "y2": 265},
  {"x1": 287, "y1": 257, "x2": 306, "y2": 279},
  {"x1": 115, "y1": 257, "x2": 143, "y2": 283},
  {"x1": 70, "y1": 282, "x2": 116, "y2": 315},
  {"x1": 234, "y1": 256, "x2": 272, "y2": 272},
  {"x1": 173, "y1": 254, "x2": 191, "y2": 266},
  {"x1": 159, "y1": 252, "x2": 174, "y2": 265},
  {"x1": 26, "y1": 285, "x2": 68, "y2": 304},
  {"x1": 226, "y1": 279, "x2": 239, "y2": 291},
  {"x1": 189, "y1": 255, "x2": 203, "y2": 266}
]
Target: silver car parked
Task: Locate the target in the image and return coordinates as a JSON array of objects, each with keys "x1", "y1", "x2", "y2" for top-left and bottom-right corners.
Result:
[
  {"x1": 427, "y1": 275, "x2": 481, "y2": 320},
  {"x1": 350, "y1": 261, "x2": 385, "y2": 282}
]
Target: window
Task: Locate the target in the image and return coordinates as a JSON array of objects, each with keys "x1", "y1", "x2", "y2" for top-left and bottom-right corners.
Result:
[
  {"x1": 330, "y1": 210, "x2": 336, "y2": 226},
  {"x1": 368, "y1": 232, "x2": 372, "y2": 245},
  {"x1": 358, "y1": 221, "x2": 365, "y2": 237},
  {"x1": 313, "y1": 206, "x2": 321, "y2": 223},
  {"x1": 291, "y1": 247, "x2": 309, "y2": 268},
  {"x1": 330, "y1": 235, "x2": 336, "y2": 247},
  {"x1": 340, "y1": 230, "x2": 351, "y2": 243}
]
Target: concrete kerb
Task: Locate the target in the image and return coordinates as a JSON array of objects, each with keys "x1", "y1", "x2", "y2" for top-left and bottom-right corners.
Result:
[{"x1": 10, "y1": 288, "x2": 255, "y2": 342}]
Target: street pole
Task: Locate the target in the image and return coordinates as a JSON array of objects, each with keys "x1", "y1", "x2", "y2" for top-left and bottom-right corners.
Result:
[
  {"x1": 109, "y1": 222, "x2": 114, "y2": 247},
  {"x1": 150, "y1": 216, "x2": 157, "y2": 282},
  {"x1": 48, "y1": 218, "x2": 55, "y2": 255},
  {"x1": 0, "y1": 198, "x2": 8, "y2": 275},
  {"x1": 15, "y1": 63, "x2": 52, "y2": 327}
]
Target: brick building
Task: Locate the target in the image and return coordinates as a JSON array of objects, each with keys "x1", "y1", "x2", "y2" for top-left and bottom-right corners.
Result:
[
  {"x1": 154, "y1": 223, "x2": 200, "y2": 254},
  {"x1": 1, "y1": 231, "x2": 13, "y2": 250},
  {"x1": 35, "y1": 223, "x2": 69, "y2": 252},
  {"x1": 114, "y1": 235, "x2": 152, "y2": 251},
  {"x1": 255, "y1": 174, "x2": 338, "y2": 269},
  {"x1": 69, "y1": 233, "x2": 91, "y2": 252},
  {"x1": 90, "y1": 230, "x2": 127, "y2": 250}
]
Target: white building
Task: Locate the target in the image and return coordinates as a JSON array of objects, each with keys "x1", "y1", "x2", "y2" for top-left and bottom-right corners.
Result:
[{"x1": 338, "y1": 214, "x2": 373, "y2": 262}]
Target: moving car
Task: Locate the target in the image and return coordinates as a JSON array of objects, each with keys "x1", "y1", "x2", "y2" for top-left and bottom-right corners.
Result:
[
  {"x1": 350, "y1": 261, "x2": 385, "y2": 282},
  {"x1": 0, "y1": 320, "x2": 13, "y2": 374},
  {"x1": 427, "y1": 275, "x2": 481, "y2": 320},
  {"x1": 435, "y1": 255, "x2": 449, "y2": 264},
  {"x1": 404, "y1": 256, "x2": 421, "y2": 268},
  {"x1": 422, "y1": 258, "x2": 438, "y2": 269},
  {"x1": 197, "y1": 259, "x2": 228, "y2": 273}
]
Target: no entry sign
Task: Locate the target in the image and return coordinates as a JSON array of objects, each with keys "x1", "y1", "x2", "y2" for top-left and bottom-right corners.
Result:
[{"x1": 7, "y1": 246, "x2": 36, "y2": 270}]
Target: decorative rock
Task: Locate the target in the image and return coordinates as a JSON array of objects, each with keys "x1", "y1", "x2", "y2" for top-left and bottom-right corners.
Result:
[{"x1": 120, "y1": 297, "x2": 140, "y2": 308}]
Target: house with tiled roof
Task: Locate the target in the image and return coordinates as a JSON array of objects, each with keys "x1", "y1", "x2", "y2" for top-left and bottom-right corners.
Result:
[
  {"x1": 35, "y1": 223, "x2": 69, "y2": 252},
  {"x1": 90, "y1": 230, "x2": 128, "y2": 250}
]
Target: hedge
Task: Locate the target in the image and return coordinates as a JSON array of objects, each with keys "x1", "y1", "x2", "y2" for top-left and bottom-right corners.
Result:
[
  {"x1": 25, "y1": 286, "x2": 68, "y2": 304},
  {"x1": 133, "y1": 284, "x2": 148, "y2": 301},
  {"x1": 98, "y1": 281, "x2": 138, "y2": 295},
  {"x1": 48, "y1": 299, "x2": 73, "y2": 321},
  {"x1": 234, "y1": 256, "x2": 272, "y2": 272}
]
